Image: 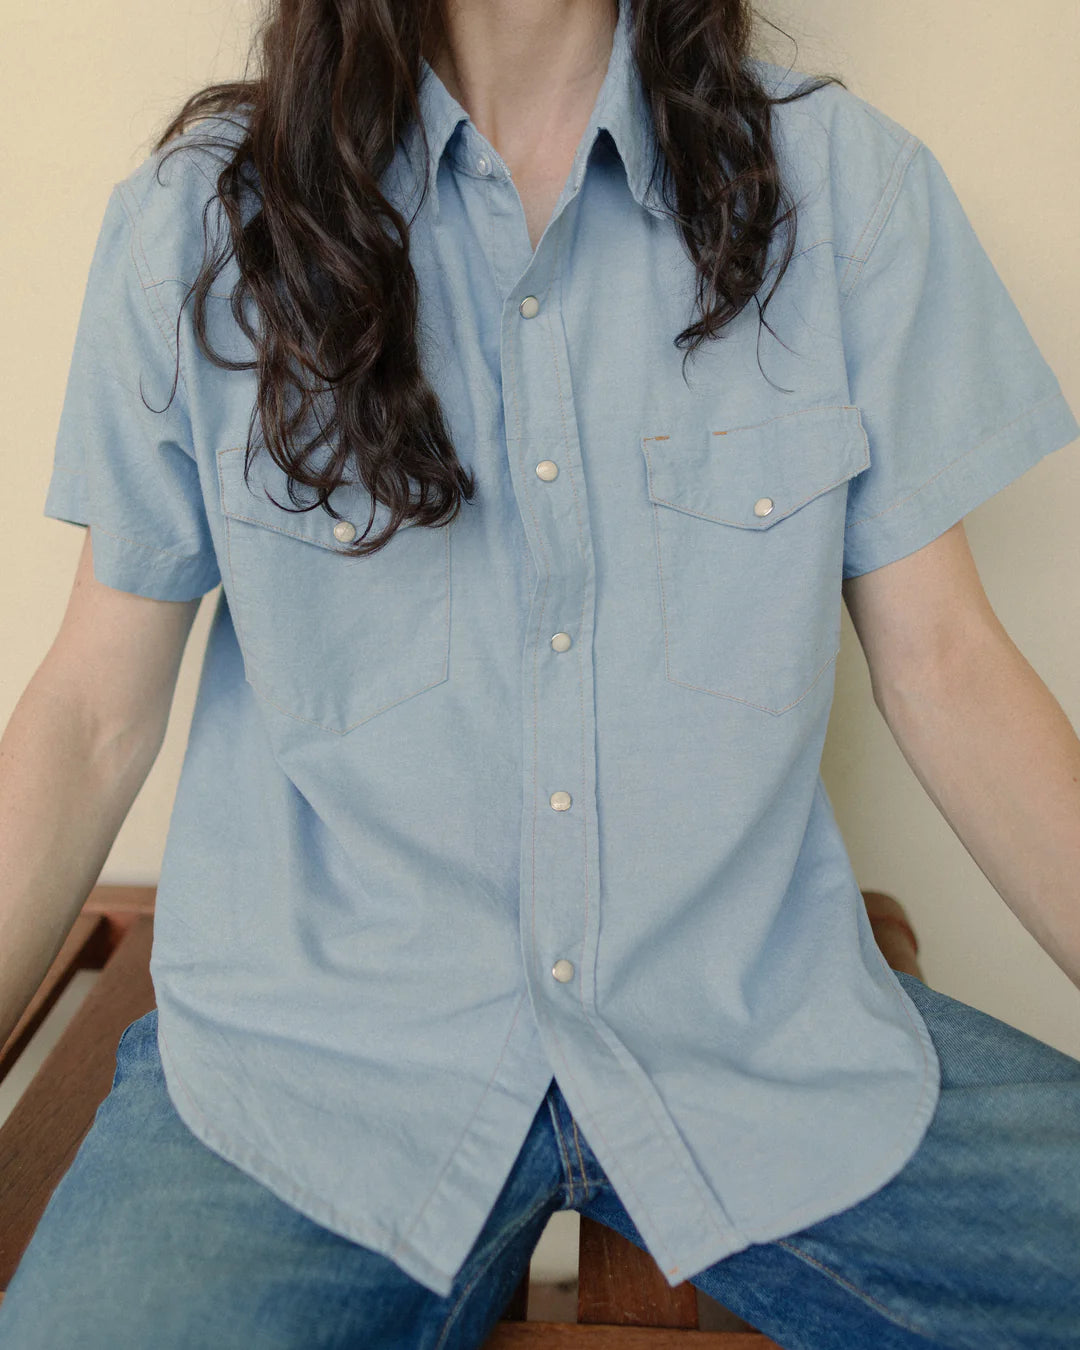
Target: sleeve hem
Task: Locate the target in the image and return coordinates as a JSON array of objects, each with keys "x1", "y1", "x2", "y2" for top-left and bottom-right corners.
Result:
[
  {"x1": 89, "y1": 527, "x2": 221, "y2": 601},
  {"x1": 43, "y1": 473, "x2": 221, "y2": 601},
  {"x1": 842, "y1": 389, "x2": 1080, "y2": 580},
  {"x1": 42, "y1": 466, "x2": 90, "y2": 530}
]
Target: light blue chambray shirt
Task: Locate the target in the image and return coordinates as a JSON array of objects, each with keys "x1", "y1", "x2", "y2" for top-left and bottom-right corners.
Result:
[{"x1": 44, "y1": 0, "x2": 1079, "y2": 1297}]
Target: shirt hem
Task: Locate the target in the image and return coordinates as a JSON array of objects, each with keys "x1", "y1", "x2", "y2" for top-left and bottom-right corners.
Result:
[
  {"x1": 673, "y1": 960, "x2": 942, "y2": 1288},
  {"x1": 154, "y1": 998, "x2": 558, "y2": 1301},
  {"x1": 557, "y1": 936, "x2": 941, "y2": 1289}
]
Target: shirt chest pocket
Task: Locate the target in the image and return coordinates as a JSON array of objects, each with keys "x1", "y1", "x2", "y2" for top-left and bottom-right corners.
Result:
[
  {"x1": 641, "y1": 405, "x2": 869, "y2": 716},
  {"x1": 218, "y1": 447, "x2": 451, "y2": 734}
]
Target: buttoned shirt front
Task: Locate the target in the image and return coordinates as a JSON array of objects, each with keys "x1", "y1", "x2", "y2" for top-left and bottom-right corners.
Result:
[{"x1": 44, "y1": 0, "x2": 1079, "y2": 1297}]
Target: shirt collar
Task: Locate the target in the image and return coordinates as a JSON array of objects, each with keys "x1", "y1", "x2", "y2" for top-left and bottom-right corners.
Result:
[{"x1": 399, "y1": 0, "x2": 666, "y2": 225}]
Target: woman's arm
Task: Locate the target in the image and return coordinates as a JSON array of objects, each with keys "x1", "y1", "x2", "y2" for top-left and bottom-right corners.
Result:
[
  {"x1": 0, "y1": 531, "x2": 200, "y2": 1047},
  {"x1": 844, "y1": 520, "x2": 1080, "y2": 990}
]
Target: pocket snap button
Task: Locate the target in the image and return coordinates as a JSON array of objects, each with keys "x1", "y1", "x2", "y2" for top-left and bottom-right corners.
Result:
[
  {"x1": 333, "y1": 520, "x2": 357, "y2": 542},
  {"x1": 753, "y1": 497, "x2": 774, "y2": 518}
]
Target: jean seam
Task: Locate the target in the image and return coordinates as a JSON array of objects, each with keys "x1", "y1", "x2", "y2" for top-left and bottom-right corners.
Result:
[
  {"x1": 570, "y1": 1118, "x2": 592, "y2": 1201},
  {"x1": 116, "y1": 1011, "x2": 146, "y2": 1057},
  {"x1": 774, "y1": 1238, "x2": 946, "y2": 1341},
  {"x1": 546, "y1": 1092, "x2": 576, "y2": 1205},
  {"x1": 109, "y1": 1011, "x2": 149, "y2": 1090},
  {"x1": 430, "y1": 1193, "x2": 553, "y2": 1350}
]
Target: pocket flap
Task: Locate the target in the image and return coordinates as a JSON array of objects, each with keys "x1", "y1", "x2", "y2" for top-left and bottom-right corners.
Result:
[
  {"x1": 217, "y1": 445, "x2": 390, "y2": 550},
  {"x1": 642, "y1": 404, "x2": 870, "y2": 529}
]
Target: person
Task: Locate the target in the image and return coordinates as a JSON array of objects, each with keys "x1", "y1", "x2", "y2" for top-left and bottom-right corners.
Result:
[{"x1": 1, "y1": 0, "x2": 1078, "y2": 1344}]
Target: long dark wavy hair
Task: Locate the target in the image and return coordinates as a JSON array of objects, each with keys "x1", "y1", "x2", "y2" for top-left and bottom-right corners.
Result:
[{"x1": 154, "y1": 0, "x2": 843, "y2": 554}]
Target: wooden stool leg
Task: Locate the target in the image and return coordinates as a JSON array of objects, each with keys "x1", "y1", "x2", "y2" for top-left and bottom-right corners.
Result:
[
  {"x1": 500, "y1": 1269, "x2": 530, "y2": 1321},
  {"x1": 577, "y1": 1215, "x2": 699, "y2": 1328}
]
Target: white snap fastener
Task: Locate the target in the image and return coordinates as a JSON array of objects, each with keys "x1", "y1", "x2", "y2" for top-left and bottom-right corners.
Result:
[
  {"x1": 475, "y1": 154, "x2": 490, "y2": 175},
  {"x1": 519, "y1": 295, "x2": 540, "y2": 319},
  {"x1": 333, "y1": 520, "x2": 357, "y2": 542},
  {"x1": 536, "y1": 460, "x2": 558, "y2": 481},
  {"x1": 552, "y1": 959, "x2": 575, "y2": 983},
  {"x1": 551, "y1": 632, "x2": 572, "y2": 652},
  {"x1": 753, "y1": 498, "x2": 774, "y2": 518},
  {"x1": 549, "y1": 791, "x2": 572, "y2": 811}
]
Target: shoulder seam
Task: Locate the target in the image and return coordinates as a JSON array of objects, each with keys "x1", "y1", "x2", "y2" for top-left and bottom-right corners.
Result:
[
  {"x1": 114, "y1": 180, "x2": 191, "y2": 398},
  {"x1": 837, "y1": 133, "x2": 923, "y2": 305},
  {"x1": 154, "y1": 130, "x2": 230, "y2": 198},
  {"x1": 857, "y1": 98, "x2": 916, "y2": 148}
]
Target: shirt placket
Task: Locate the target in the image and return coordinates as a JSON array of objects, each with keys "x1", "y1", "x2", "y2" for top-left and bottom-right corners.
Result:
[
  {"x1": 449, "y1": 117, "x2": 600, "y2": 1024},
  {"x1": 455, "y1": 122, "x2": 739, "y2": 1287},
  {"x1": 497, "y1": 217, "x2": 603, "y2": 1027}
]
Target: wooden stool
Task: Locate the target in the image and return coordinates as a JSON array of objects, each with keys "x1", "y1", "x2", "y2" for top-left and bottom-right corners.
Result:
[{"x1": 0, "y1": 885, "x2": 922, "y2": 1343}]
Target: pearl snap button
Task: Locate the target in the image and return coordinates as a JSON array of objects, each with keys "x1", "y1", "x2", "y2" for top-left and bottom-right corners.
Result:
[
  {"x1": 551, "y1": 959, "x2": 575, "y2": 983},
  {"x1": 475, "y1": 154, "x2": 490, "y2": 175},
  {"x1": 549, "y1": 791, "x2": 572, "y2": 811},
  {"x1": 753, "y1": 498, "x2": 774, "y2": 518},
  {"x1": 551, "y1": 633, "x2": 572, "y2": 652},
  {"x1": 519, "y1": 295, "x2": 540, "y2": 319},
  {"x1": 333, "y1": 520, "x2": 357, "y2": 542},
  {"x1": 536, "y1": 460, "x2": 558, "y2": 481}
]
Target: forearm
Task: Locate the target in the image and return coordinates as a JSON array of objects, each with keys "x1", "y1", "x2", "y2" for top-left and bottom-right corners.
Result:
[
  {"x1": 877, "y1": 625, "x2": 1080, "y2": 990},
  {"x1": 0, "y1": 660, "x2": 161, "y2": 1047}
]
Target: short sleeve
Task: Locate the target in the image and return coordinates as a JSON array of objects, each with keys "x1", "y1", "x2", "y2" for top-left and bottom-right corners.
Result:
[
  {"x1": 840, "y1": 138, "x2": 1080, "y2": 580},
  {"x1": 43, "y1": 180, "x2": 221, "y2": 600}
]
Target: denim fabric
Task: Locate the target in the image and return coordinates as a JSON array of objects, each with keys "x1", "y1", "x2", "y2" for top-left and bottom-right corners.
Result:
[
  {"x1": 38, "y1": 0, "x2": 1080, "y2": 1299},
  {"x1": 1, "y1": 972, "x2": 1078, "y2": 1349}
]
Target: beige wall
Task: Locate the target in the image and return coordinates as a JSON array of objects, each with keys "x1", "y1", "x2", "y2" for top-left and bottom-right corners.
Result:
[{"x1": 3, "y1": 1, "x2": 1079, "y2": 1064}]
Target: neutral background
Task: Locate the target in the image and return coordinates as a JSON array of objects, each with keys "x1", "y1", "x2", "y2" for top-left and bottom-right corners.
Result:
[{"x1": 2, "y1": 0, "x2": 1079, "y2": 1287}]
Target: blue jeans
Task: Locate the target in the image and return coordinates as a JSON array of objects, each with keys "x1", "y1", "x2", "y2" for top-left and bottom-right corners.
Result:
[{"x1": 0, "y1": 971, "x2": 1077, "y2": 1349}]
